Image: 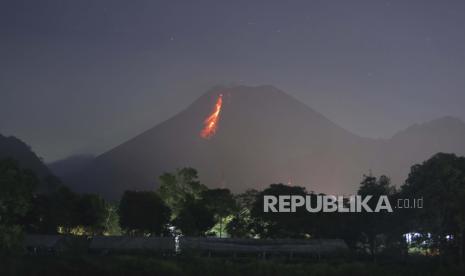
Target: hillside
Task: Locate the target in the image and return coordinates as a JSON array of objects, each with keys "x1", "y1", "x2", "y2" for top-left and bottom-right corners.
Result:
[{"x1": 66, "y1": 86, "x2": 465, "y2": 199}]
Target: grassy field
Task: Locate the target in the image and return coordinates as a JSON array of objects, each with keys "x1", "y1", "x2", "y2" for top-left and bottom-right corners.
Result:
[{"x1": 1, "y1": 255, "x2": 464, "y2": 276}]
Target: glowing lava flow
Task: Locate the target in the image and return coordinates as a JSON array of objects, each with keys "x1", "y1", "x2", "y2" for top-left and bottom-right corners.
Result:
[{"x1": 200, "y1": 94, "x2": 223, "y2": 139}]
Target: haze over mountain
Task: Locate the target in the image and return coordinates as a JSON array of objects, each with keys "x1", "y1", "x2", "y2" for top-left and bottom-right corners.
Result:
[{"x1": 61, "y1": 86, "x2": 465, "y2": 199}]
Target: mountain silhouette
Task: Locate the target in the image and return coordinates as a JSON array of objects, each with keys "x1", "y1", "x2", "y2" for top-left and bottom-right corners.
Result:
[
  {"x1": 0, "y1": 134, "x2": 51, "y2": 176},
  {"x1": 0, "y1": 134, "x2": 59, "y2": 192},
  {"x1": 65, "y1": 85, "x2": 465, "y2": 199},
  {"x1": 48, "y1": 154, "x2": 95, "y2": 179}
]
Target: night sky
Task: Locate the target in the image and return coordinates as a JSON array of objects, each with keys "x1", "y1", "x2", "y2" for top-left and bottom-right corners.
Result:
[{"x1": 1, "y1": 0, "x2": 465, "y2": 162}]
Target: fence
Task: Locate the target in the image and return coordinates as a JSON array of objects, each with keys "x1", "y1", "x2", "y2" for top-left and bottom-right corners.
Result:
[{"x1": 24, "y1": 234, "x2": 349, "y2": 257}]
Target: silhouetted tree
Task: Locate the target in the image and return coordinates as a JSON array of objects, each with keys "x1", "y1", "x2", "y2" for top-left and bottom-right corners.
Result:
[
  {"x1": 356, "y1": 174, "x2": 399, "y2": 260},
  {"x1": 158, "y1": 168, "x2": 207, "y2": 217},
  {"x1": 0, "y1": 159, "x2": 37, "y2": 254},
  {"x1": 401, "y1": 153, "x2": 465, "y2": 262},
  {"x1": 250, "y1": 184, "x2": 308, "y2": 238},
  {"x1": 49, "y1": 186, "x2": 80, "y2": 233},
  {"x1": 75, "y1": 193, "x2": 107, "y2": 235},
  {"x1": 24, "y1": 186, "x2": 112, "y2": 235},
  {"x1": 201, "y1": 188, "x2": 236, "y2": 237},
  {"x1": 173, "y1": 198, "x2": 215, "y2": 236},
  {"x1": 119, "y1": 191, "x2": 171, "y2": 236},
  {"x1": 226, "y1": 189, "x2": 258, "y2": 238},
  {"x1": 103, "y1": 202, "x2": 122, "y2": 236}
]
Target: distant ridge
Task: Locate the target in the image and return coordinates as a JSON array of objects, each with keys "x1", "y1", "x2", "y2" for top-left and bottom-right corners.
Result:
[
  {"x1": 0, "y1": 133, "x2": 59, "y2": 192},
  {"x1": 0, "y1": 134, "x2": 51, "y2": 177}
]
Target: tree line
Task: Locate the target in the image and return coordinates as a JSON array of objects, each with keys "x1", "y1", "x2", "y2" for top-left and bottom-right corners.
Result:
[{"x1": 1, "y1": 153, "x2": 465, "y2": 263}]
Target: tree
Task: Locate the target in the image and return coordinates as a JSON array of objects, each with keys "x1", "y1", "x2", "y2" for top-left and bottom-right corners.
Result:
[
  {"x1": 42, "y1": 186, "x2": 80, "y2": 234},
  {"x1": 250, "y1": 184, "x2": 309, "y2": 238},
  {"x1": 0, "y1": 159, "x2": 37, "y2": 224},
  {"x1": 201, "y1": 188, "x2": 236, "y2": 237},
  {"x1": 226, "y1": 189, "x2": 258, "y2": 238},
  {"x1": 75, "y1": 194, "x2": 107, "y2": 235},
  {"x1": 24, "y1": 186, "x2": 112, "y2": 235},
  {"x1": 119, "y1": 191, "x2": 171, "y2": 236},
  {"x1": 172, "y1": 198, "x2": 215, "y2": 236},
  {"x1": 356, "y1": 174, "x2": 400, "y2": 259},
  {"x1": 158, "y1": 168, "x2": 207, "y2": 218},
  {"x1": 103, "y1": 202, "x2": 122, "y2": 236},
  {"x1": 0, "y1": 159, "x2": 37, "y2": 254},
  {"x1": 401, "y1": 153, "x2": 465, "y2": 262},
  {"x1": 23, "y1": 184, "x2": 114, "y2": 236}
]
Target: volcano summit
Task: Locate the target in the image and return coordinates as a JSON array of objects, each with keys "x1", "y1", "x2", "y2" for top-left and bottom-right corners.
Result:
[{"x1": 63, "y1": 85, "x2": 465, "y2": 199}]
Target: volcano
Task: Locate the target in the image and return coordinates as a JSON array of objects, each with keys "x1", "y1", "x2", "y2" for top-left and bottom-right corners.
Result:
[{"x1": 66, "y1": 85, "x2": 465, "y2": 199}]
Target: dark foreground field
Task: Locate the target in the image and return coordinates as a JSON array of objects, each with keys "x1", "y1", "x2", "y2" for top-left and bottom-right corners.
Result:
[{"x1": 1, "y1": 255, "x2": 464, "y2": 276}]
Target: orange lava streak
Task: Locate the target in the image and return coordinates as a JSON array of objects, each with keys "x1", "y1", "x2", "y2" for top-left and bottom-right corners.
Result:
[{"x1": 200, "y1": 94, "x2": 223, "y2": 139}]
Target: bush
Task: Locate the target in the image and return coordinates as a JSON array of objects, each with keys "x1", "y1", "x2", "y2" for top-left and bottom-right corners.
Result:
[{"x1": 0, "y1": 225, "x2": 23, "y2": 256}]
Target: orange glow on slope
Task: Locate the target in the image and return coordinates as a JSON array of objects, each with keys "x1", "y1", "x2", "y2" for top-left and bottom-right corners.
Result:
[{"x1": 200, "y1": 94, "x2": 223, "y2": 139}]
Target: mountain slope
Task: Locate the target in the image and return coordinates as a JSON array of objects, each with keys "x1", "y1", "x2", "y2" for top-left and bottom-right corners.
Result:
[
  {"x1": 48, "y1": 154, "x2": 95, "y2": 179},
  {"x1": 379, "y1": 116, "x2": 465, "y2": 186},
  {"x1": 69, "y1": 86, "x2": 465, "y2": 199},
  {"x1": 0, "y1": 134, "x2": 59, "y2": 192},
  {"x1": 0, "y1": 134, "x2": 52, "y2": 178}
]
